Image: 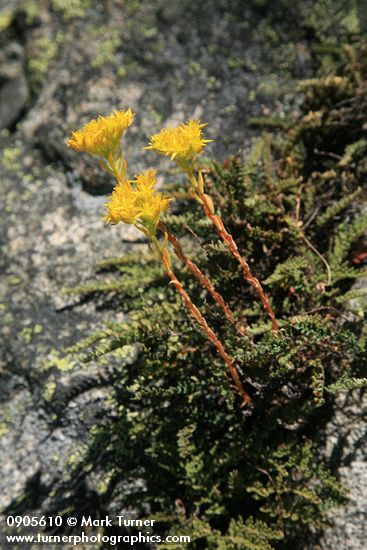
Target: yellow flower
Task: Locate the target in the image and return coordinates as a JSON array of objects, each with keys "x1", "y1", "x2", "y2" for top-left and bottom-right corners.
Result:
[
  {"x1": 146, "y1": 119, "x2": 212, "y2": 163},
  {"x1": 135, "y1": 168, "x2": 157, "y2": 190},
  {"x1": 103, "y1": 181, "x2": 139, "y2": 225},
  {"x1": 136, "y1": 191, "x2": 171, "y2": 230},
  {"x1": 103, "y1": 170, "x2": 171, "y2": 233},
  {"x1": 67, "y1": 108, "x2": 134, "y2": 158}
]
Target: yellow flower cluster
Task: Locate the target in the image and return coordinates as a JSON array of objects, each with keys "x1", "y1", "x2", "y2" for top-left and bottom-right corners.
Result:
[
  {"x1": 103, "y1": 169, "x2": 171, "y2": 234},
  {"x1": 67, "y1": 109, "x2": 134, "y2": 157},
  {"x1": 67, "y1": 111, "x2": 214, "y2": 236},
  {"x1": 146, "y1": 120, "x2": 212, "y2": 163}
]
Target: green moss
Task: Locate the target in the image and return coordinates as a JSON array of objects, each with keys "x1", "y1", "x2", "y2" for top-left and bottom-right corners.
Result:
[
  {"x1": 52, "y1": 0, "x2": 91, "y2": 22},
  {"x1": 90, "y1": 28, "x2": 120, "y2": 68},
  {"x1": 188, "y1": 61, "x2": 202, "y2": 77},
  {"x1": 0, "y1": 422, "x2": 9, "y2": 438},
  {"x1": 2, "y1": 148, "x2": 21, "y2": 172},
  {"x1": 20, "y1": 0, "x2": 39, "y2": 25},
  {"x1": 43, "y1": 380, "x2": 57, "y2": 402},
  {"x1": 0, "y1": 9, "x2": 13, "y2": 32},
  {"x1": 117, "y1": 66, "x2": 127, "y2": 78},
  {"x1": 96, "y1": 472, "x2": 114, "y2": 495},
  {"x1": 6, "y1": 275, "x2": 21, "y2": 286},
  {"x1": 21, "y1": 191, "x2": 32, "y2": 202},
  {"x1": 28, "y1": 34, "x2": 62, "y2": 93},
  {"x1": 20, "y1": 328, "x2": 33, "y2": 343},
  {"x1": 66, "y1": 446, "x2": 87, "y2": 468},
  {"x1": 20, "y1": 324, "x2": 43, "y2": 343}
]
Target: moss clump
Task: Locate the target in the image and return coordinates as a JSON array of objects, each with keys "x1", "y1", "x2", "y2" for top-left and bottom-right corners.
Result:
[
  {"x1": 27, "y1": 35, "x2": 62, "y2": 94},
  {"x1": 20, "y1": 324, "x2": 43, "y2": 343},
  {"x1": 52, "y1": 0, "x2": 92, "y2": 22},
  {"x1": 1, "y1": 147, "x2": 21, "y2": 172},
  {"x1": 0, "y1": 9, "x2": 13, "y2": 32},
  {"x1": 0, "y1": 422, "x2": 9, "y2": 438},
  {"x1": 43, "y1": 379, "x2": 57, "y2": 402},
  {"x1": 89, "y1": 27, "x2": 120, "y2": 68}
]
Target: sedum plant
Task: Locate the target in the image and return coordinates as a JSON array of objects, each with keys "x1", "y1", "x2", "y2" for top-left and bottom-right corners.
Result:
[{"x1": 67, "y1": 111, "x2": 259, "y2": 404}]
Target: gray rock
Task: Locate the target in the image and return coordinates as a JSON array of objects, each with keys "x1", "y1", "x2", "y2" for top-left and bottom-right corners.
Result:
[
  {"x1": 306, "y1": 390, "x2": 367, "y2": 550},
  {"x1": 0, "y1": 42, "x2": 29, "y2": 129}
]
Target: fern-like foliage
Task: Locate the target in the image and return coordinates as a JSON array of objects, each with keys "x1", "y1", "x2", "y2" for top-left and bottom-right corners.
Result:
[
  {"x1": 36, "y1": 38, "x2": 367, "y2": 549},
  {"x1": 326, "y1": 372, "x2": 367, "y2": 394}
]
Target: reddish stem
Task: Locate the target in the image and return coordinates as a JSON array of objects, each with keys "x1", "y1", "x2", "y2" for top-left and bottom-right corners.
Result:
[
  {"x1": 196, "y1": 184, "x2": 279, "y2": 335},
  {"x1": 158, "y1": 221, "x2": 247, "y2": 337},
  {"x1": 153, "y1": 242, "x2": 252, "y2": 406}
]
